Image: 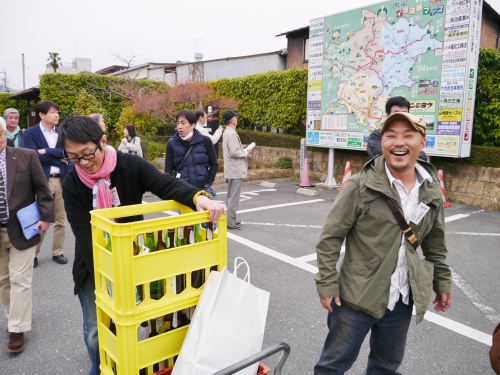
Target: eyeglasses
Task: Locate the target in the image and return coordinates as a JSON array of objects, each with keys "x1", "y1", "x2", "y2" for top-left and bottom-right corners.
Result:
[{"x1": 63, "y1": 145, "x2": 100, "y2": 163}]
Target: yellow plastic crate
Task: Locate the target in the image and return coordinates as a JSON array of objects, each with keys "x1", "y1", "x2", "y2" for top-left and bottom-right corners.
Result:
[{"x1": 90, "y1": 200, "x2": 227, "y2": 375}]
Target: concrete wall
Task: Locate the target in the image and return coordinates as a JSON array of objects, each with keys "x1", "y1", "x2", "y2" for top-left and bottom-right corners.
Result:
[{"x1": 227, "y1": 144, "x2": 500, "y2": 210}]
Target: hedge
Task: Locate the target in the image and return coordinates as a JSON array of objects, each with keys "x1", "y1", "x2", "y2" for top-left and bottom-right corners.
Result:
[
  {"x1": 474, "y1": 48, "x2": 500, "y2": 146},
  {"x1": 39, "y1": 73, "x2": 168, "y2": 138},
  {"x1": 210, "y1": 69, "x2": 307, "y2": 133},
  {"x1": 0, "y1": 93, "x2": 29, "y2": 128}
]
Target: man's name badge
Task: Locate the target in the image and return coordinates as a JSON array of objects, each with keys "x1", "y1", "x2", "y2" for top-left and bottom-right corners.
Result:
[{"x1": 410, "y1": 202, "x2": 430, "y2": 224}]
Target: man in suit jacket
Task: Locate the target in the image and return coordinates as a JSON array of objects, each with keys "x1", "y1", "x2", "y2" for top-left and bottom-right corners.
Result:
[
  {"x1": 24, "y1": 100, "x2": 72, "y2": 267},
  {"x1": 0, "y1": 120, "x2": 54, "y2": 353},
  {"x1": 222, "y1": 111, "x2": 252, "y2": 230}
]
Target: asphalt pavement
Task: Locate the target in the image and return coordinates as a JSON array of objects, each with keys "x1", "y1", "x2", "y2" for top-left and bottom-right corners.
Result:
[{"x1": 0, "y1": 178, "x2": 498, "y2": 374}]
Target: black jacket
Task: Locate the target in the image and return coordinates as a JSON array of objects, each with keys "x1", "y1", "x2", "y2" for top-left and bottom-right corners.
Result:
[
  {"x1": 62, "y1": 152, "x2": 201, "y2": 294},
  {"x1": 366, "y1": 129, "x2": 428, "y2": 161}
]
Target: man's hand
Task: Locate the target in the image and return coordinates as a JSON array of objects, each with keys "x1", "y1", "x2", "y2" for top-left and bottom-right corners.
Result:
[
  {"x1": 247, "y1": 148, "x2": 253, "y2": 154},
  {"x1": 38, "y1": 149, "x2": 46, "y2": 155},
  {"x1": 433, "y1": 293, "x2": 452, "y2": 312},
  {"x1": 195, "y1": 195, "x2": 227, "y2": 222},
  {"x1": 34, "y1": 221, "x2": 50, "y2": 234},
  {"x1": 218, "y1": 125, "x2": 224, "y2": 133},
  {"x1": 61, "y1": 159, "x2": 68, "y2": 164},
  {"x1": 320, "y1": 296, "x2": 341, "y2": 312}
]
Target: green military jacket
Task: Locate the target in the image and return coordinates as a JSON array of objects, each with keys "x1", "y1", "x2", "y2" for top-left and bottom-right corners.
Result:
[{"x1": 314, "y1": 155, "x2": 452, "y2": 323}]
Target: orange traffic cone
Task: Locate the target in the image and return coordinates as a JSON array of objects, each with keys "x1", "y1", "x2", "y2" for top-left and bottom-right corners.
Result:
[
  {"x1": 438, "y1": 169, "x2": 452, "y2": 208},
  {"x1": 298, "y1": 158, "x2": 315, "y2": 187},
  {"x1": 336, "y1": 161, "x2": 352, "y2": 192}
]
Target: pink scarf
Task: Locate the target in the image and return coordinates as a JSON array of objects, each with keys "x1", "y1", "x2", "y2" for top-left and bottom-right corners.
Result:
[{"x1": 75, "y1": 148, "x2": 118, "y2": 209}]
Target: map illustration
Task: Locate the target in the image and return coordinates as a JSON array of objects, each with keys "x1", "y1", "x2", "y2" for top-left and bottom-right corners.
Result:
[
  {"x1": 324, "y1": 8, "x2": 442, "y2": 130},
  {"x1": 306, "y1": 0, "x2": 482, "y2": 158}
]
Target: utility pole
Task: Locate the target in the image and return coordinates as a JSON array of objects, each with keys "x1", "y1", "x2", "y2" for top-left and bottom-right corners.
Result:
[
  {"x1": 22, "y1": 53, "x2": 26, "y2": 90},
  {"x1": 1, "y1": 69, "x2": 8, "y2": 92}
]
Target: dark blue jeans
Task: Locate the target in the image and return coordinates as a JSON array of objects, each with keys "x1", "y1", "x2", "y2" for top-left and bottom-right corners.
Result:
[
  {"x1": 77, "y1": 276, "x2": 100, "y2": 375},
  {"x1": 314, "y1": 295, "x2": 413, "y2": 375}
]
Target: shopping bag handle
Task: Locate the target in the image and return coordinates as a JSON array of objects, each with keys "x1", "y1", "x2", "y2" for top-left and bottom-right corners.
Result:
[
  {"x1": 213, "y1": 342, "x2": 291, "y2": 375},
  {"x1": 233, "y1": 257, "x2": 250, "y2": 284}
]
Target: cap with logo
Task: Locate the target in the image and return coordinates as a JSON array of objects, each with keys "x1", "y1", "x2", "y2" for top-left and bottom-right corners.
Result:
[
  {"x1": 222, "y1": 110, "x2": 240, "y2": 124},
  {"x1": 380, "y1": 112, "x2": 426, "y2": 137}
]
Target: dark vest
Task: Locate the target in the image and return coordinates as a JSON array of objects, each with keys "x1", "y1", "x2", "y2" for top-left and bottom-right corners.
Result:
[{"x1": 169, "y1": 129, "x2": 209, "y2": 188}]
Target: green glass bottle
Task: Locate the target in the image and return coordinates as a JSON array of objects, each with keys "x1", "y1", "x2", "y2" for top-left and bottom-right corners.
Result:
[
  {"x1": 194, "y1": 223, "x2": 203, "y2": 243},
  {"x1": 150, "y1": 230, "x2": 165, "y2": 300},
  {"x1": 175, "y1": 227, "x2": 185, "y2": 247},
  {"x1": 144, "y1": 232, "x2": 156, "y2": 252},
  {"x1": 166, "y1": 228, "x2": 175, "y2": 249},
  {"x1": 133, "y1": 234, "x2": 146, "y2": 305},
  {"x1": 104, "y1": 231, "x2": 113, "y2": 298}
]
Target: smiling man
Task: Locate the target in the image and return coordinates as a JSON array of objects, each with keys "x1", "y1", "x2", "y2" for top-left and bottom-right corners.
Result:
[{"x1": 314, "y1": 112, "x2": 451, "y2": 374}]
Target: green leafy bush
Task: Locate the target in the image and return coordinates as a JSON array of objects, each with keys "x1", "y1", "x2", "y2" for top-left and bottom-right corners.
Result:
[
  {"x1": 39, "y1": 73, "x2": 167, "y2": 137},
  {"x1": 237, "y1": 129, "x2": 303, "y2": 149},
  {"x1": 474, "y1": 48, "x2": 500, "y2": 146},
  {"x1": 275, "y1": 156, "x2": 293, "y2": 169},
  {"x1": 210, "y1": 69, "x2": 307, "y2": 133},
  {"x1": 142, "y1": 140, "x2": 165, "y2": 162},
  {"x1": 0, "y1": 93, "x2": 29, "y2": 128}
]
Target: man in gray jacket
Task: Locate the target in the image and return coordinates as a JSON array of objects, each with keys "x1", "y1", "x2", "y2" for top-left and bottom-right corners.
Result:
[
  {"x1": 222, "y1": 111, "x2": 251, "y2": 230},
  {"x1": 314, "y1": 112, "x2": 452, "y2": 374}
]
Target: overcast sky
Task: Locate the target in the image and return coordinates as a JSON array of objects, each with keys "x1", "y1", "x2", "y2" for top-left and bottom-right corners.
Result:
[{"x1": 1, "y1": 0, "x2": 499, "y2": 91}]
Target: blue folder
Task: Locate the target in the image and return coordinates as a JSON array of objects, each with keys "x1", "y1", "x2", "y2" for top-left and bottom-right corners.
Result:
[{"x1": 16, "y1": 202, "x2": 41, "y2": 240}]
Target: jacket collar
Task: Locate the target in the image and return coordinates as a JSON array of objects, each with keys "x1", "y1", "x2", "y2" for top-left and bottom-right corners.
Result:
[{"x1": 359, "y1": 154, "x2": 442, "y2": 207}]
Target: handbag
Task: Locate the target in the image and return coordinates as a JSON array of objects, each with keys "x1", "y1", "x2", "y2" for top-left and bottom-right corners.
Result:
[
  {"x1": 172, "y1": 259, "x2": 270, "y2": 375},
  {"x1": 16, "y1": 202, "x2": 41, "y2": 240},
  {"x1": 490, "y1": 321, "x2": 500, "y2": 374}
]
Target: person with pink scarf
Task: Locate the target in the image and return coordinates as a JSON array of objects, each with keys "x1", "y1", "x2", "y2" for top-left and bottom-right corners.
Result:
[{"x1": 59, "y1": 115, "x2": 226, "y2": 375}]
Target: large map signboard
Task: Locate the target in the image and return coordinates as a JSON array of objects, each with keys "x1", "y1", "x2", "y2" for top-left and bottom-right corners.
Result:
[{"x1": 306, "y1": 0, "x2": 483, "y2": 157}]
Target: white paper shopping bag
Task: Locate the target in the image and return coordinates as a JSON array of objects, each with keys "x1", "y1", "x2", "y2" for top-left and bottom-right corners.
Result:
[{"x1": 172, "y1": 267, "x2": 270, "y2": 375}]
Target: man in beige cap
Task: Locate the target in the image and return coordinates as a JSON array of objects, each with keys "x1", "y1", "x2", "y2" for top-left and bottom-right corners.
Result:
[{"x1": 314, "y1": 111, "x2": 452, "y2": 374}]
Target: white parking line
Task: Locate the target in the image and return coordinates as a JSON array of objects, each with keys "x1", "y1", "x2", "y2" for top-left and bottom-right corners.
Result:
[
  {"x1": 446, "y1": 214, "x2": 472, "y2": 222},
  {"x1": 216, "y1": 188, "x2": 277, "y2": 196},
  {"x1": 451, "y1": 267, "x2": 500, "y2": 324},
  {"x1": 422, "y1": 310, "x2": 492, "y2": 346},
  {"x1": 237, "y1": 199, "x2": 324, "y2": 214},
  {"x1": 242, "y1": 222, "x2": 324, "y2": 229},
  {"x1": 227, "y1": 231, "x2": 493, "y2": 347},
  {"x1": 447, "y1": 232, "x2": 500, "y2": 236},
  {"x1": 227, "y1": 232, "x2": 318, "y2": 274}
]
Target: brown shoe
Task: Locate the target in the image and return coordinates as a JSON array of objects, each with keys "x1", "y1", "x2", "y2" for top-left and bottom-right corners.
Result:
[{"x1": 7, "y1": 332, "x2": 24, "y2": 353}]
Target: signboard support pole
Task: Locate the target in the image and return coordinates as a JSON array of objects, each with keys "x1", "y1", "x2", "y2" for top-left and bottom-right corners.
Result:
[
  {"x1": 318, "y1": 148, "x2": 339, "y2": 188},
  {"x1": 300, "y1": 138, "x2": 306, "y2": 181}
]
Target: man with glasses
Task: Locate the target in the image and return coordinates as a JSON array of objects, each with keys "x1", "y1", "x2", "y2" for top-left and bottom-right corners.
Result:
[
  {"x1": 59, "y1": 115, "x2": 226, "y2": 375},
  {"x1": 24, "y1": 100, "x2": 72, "y2": 268}
]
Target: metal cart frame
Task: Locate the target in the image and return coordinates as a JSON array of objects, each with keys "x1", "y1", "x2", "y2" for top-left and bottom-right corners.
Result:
[{"x1": 214, "y1": 342, "x2": 290, "y2": 375}]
